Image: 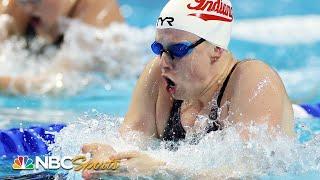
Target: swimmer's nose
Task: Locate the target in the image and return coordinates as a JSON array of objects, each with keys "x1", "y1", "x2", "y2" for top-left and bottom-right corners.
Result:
[{"x1": 160, "y1": 53, "x2": 174, "y2": 72}]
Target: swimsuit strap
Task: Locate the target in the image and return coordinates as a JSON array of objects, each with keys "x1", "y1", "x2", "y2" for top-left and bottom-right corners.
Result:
[
  {"x1": 24, "y1": 23, "x2": 65, "y2": 53},
  {"x1": 217, "y1": 62, "x2": 239, "y2": 107}
]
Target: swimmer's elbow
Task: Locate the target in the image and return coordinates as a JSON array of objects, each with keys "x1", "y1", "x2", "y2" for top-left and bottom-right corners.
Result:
[
  {"x1": 120, "y1": 113, "x2": 158, "y2": 139},
  {"x1": 120, "y1": 115, "x2": 156, "y2": 138},
  {"x1": 119, "y1": 116, "x2": 141, "y2": 136}
]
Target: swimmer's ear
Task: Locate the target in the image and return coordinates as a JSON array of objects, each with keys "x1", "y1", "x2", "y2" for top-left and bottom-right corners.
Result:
[{"x1": 210, "y1": 46, "x2": 224, "y2": 63}]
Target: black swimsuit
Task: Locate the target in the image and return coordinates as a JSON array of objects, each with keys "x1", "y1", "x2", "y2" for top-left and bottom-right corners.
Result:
[
  {"x1": 162, "y1": 62, "x2": 239, "y2": 142},
  {"x1": 25, "y1": 23, "x2": 64, "y2": 54},
  {"x1": 23, "y1": 0, "x2": 79, "y2": 51}
]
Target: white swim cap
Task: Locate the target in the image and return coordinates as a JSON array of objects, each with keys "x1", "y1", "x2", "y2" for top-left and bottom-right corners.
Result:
[{"x1": 156, "y1": 0, "x2": 233, "y2": 49}]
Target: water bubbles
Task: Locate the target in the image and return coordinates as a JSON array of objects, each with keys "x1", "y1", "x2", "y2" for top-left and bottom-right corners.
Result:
[
  {"x1": 50, "y1": 112, "x2": 320, "y2": 179},
  {"x1": 19, "y1": 123, "x2": 23, "y2": 132},
  {"x1": 120, "y1": 4, "x2": 134, "y2": 18},
  {"x1": 249, "y1": 77, "x2": 271, "y2": 103},
  {"x1": 104, "y1": 84, "x2": 112, "y2": 91}
]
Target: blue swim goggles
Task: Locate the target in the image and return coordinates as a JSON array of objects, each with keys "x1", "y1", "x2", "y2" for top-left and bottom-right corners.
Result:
[
  {"x1": 17, "y1": 0, "x2": 42, "y2": 5},
  {"x1": 151, "y1": 38, "x2": 206, "y2": 60}
]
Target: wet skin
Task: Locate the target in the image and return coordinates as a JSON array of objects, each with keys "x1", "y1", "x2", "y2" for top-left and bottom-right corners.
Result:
[
  {"x1": 121, "y1": 28, "x2": 295, "y2": 139},
  {"x1": 81, "y1": 29, "x2": 295, "y2": 178}
]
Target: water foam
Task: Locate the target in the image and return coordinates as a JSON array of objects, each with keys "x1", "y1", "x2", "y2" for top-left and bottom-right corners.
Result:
[
  {"x1": 50, "y1": 113, "x2": 320, "y2": 179},
  {"x1": 0, "y1": 19, "x2": 154, "y2": 96}
]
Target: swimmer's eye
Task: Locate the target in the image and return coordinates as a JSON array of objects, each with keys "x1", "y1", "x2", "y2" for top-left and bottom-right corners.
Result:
[
  {"x1": 151, "y1": 39, "x2": 206, "y2": 60},
  {"x1": 17, "y1": 0, "x2": 42, "y2": 5},
  {"x1": 151, "y1": 42, "x2": 175, "y2": 59}
]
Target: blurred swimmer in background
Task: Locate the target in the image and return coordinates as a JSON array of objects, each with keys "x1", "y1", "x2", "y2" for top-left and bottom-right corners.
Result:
[
  {"x1": 0, "y1": 0, "x2": 124, "y2": 94},
  {"x1": 0, "y1": 0, "x2": 123, "y2": 43}
]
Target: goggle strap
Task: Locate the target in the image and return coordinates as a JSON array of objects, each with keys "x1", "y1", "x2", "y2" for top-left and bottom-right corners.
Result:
[{"x1": 189, "y1": 38, "x2": 206, "y2": 49}]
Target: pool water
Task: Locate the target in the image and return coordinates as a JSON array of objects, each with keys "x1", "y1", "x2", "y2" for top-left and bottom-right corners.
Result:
[{"x1": 1, "y1": 0, "x2": 320, "y2": 179}]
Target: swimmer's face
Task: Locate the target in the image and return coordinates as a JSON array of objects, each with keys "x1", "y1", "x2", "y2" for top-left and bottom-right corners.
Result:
[
  {"x1": 17, "y1": 0, "x2": 76, "y2": 38},
  {"x1": 156, "y1": 29, "x2": 220, "y2": 100}
]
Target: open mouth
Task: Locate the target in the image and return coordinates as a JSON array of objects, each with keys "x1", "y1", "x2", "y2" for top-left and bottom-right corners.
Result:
[
  {"x1": 164, "y1": 77, "x2": 176, "y2": 94},
  {"x1": 30, "y1": 16, "x2": 41, "y2": 27}
]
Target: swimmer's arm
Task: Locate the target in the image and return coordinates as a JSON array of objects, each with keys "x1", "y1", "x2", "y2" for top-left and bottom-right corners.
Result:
[
  {"x1": 158, "y1": 162, "x2": 239, "y2": 179},
  {"x1": 0, "y1": 63, "x2": 79, "y2": 95},
  {"x1": 229, "y1": 61, "x2": 295, "y2": 137},
  {"x1": 119, "y1": 58, "x2": 162, "y2": 139},
  {"x1": 0, "y1": 76, "x2": 27, "y2": 94},
  {"x1": 71, "y1": 0, "x2": 123, "y2": 28},
  {"x1": 0, "y1": 75, "x2": 49, "y2": 95},
  {"x1": 108, "y1": 151, "x2": 240, "y2": 179}
]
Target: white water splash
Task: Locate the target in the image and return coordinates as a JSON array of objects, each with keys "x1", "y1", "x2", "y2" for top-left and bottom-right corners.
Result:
[
  {"x1": 249, "y1": 77, "x2": 272, "y2": 103},
  {"x1": 50, "y1": 113, "x2": 320, "y2": 179}
]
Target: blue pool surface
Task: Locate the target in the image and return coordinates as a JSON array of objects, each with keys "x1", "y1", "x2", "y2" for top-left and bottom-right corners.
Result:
[{"x1": 0, "y1": 0, "x2": 320, "y2": 178}]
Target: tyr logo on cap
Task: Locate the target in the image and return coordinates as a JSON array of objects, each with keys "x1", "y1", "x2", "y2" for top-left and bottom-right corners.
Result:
[
  {"x1": 157, "y1": 17, "x2": 174, "y2": 26},
  {"x1": 187, "y1": 0, "x2": 233, "y2": 22}
]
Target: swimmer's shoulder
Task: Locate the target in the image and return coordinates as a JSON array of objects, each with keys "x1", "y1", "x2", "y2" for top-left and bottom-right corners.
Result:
[
  {"x1": 135, "y1": 57, "x2": 172, "y2": 137},
  {"x1": 126, "y1": 57, "x2": 162, "y2": 113},
  {"x1": 121, "y1": 57, "x2": 163, "y2": 136},
  {"x1": 142, "y1": 57, "x2": 172, "y2": 102},
  {"x1": 228, "y1": 59, "x2": 288, "y2": 97},
  {"x1": 228, "y1": 60, "x2": 294, "y2": 135},
  {"x1": 139, "y1": 57, "x2": 162, "y2": 90},
  {"x1": 232, "y1": 59, "x2": 283, "y2": 85},
  {"x1": 71, "y1": 0, "x2": 123, "y2": 27}
]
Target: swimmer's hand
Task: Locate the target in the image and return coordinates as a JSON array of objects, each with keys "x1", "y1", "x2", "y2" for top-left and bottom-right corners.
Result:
[
  {"x1": 110, "y1": 151, "x2": 166, "y2": 176},
  {"x1": 82, "y1": 151, "x2": 166, "y2": 178},
  {"x1": 81, "y1": 143, "x2": 116, "y2": 179}
]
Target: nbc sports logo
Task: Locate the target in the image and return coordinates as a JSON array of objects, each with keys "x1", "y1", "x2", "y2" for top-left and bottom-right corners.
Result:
[
  {"x1": 11, "y1": 155, "x2": 119, "y2": 171},
  {"x1": 12, "y1": 156, "x2": 34, "y2": 170},
  {"x1": 12, "y1": 155, "x2": 74, "y2": 170}
]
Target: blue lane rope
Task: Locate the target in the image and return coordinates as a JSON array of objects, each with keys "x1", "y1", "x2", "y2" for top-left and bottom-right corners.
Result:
[
  {"x1": 0, "y1": 124, "x2": 65, "y2": 157},
  {"x1": 300, "y1": 104, "x2": 320, "y2": 118}
]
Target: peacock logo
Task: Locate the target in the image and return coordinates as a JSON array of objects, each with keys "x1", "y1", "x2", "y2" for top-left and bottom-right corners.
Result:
[{"x1": 12, "y1": 156, "x2": 35, "y2": 170}]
